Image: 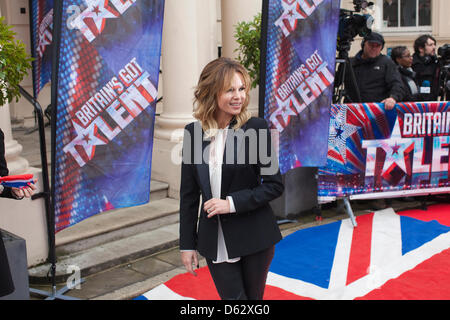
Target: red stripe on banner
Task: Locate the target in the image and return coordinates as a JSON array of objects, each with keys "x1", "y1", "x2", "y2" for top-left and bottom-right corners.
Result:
[
  {"x1": 346, "y1": 148, "x2": 364, "y2": 171},
  {"x1": 346, "y1": 212, "x2": 374, "y2": 285},
  {"x1": 328, "y1": 149, "x2": 344, "y2": 163},
  {"x1": 397, "y1": 203, "x2": 450, "y2": 227},
  {"x1": 359, "y1": 105, "x2": 375, "y2": 139},
  {"x1": 356, "y1": 247, "x2": 450, "y2": 300}
]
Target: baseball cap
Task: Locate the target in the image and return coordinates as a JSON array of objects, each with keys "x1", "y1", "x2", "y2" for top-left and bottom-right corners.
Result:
[{"x1": 364, "y1": 32, "x2": 385, "y2": 46}]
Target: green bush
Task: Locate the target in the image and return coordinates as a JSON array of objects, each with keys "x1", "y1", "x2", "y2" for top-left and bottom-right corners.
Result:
[
  {"x1": 0, "y1": 16, "x2": 33, "y2": 106},
  {"x1": 234, "y1": 12, "x2": 261, "y2": 89}
]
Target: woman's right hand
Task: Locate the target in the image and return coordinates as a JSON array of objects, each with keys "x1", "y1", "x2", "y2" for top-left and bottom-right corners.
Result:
[
  {"x1": 181, "y1": 250, "x2": 199, "y2": 276},
  {"x1": 12, "y1": 179, "x2": 38, "y2": 199}
]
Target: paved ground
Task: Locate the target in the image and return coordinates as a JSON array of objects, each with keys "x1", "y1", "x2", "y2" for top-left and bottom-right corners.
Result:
[
  {"x1": 25, "y1": 198, "x2": 435, "y2": 300},
  {"x1": 26, "y1": 214, "x2": 347, "y2": 300}
]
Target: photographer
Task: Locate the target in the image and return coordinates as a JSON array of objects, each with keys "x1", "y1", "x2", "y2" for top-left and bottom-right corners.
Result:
[
  {"x1": 412, "y1": 34, "x2": 440, "y2": 101},
  {"x1": 345, "y1": 32, "x2": 405, "y2": 110},
  {"x1": 391, "y1": 46, "x2": 419, "y2": 101}
]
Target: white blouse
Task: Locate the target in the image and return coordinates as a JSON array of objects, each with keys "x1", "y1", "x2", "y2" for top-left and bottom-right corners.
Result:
[{"x1": 209, "y1": 128, "x2": 240, "y2": 264}]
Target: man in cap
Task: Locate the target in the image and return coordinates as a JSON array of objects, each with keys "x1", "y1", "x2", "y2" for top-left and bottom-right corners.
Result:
[
  {"x1": 345, "y1": 32, "x2": 405, "y2": 110},
  {"x1": 344, "y1": 32, "x2": 406, "y2": 210}
]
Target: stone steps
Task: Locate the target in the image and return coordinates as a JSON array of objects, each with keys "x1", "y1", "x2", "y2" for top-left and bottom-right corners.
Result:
[
  {"x1": 28, "y1": 180, "x2": 182, "y2": 284},
  {"x1": 29, "y1": 223, "x2": 179, "y2": 284}
]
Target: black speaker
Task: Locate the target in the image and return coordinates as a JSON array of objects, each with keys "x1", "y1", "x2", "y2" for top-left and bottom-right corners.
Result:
[
  {"x1": 0, "y1": 230, "x2": 30, "y2": 300},
  {"x1": 270, "y1": 167, "x2": 319, "y2": 219}
]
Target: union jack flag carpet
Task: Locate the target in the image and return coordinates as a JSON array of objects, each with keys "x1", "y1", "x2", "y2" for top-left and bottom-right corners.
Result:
[{"x1": 136, "y1": 204, "x2": 450, "y2": 300}]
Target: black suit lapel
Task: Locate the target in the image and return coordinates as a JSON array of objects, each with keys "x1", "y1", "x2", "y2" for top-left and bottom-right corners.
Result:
[
  {"x1": 196, "y1": 129, "x2": 212, "y2": 200},
  {"x1": 220, "y1": 121, "x2": 247, "y2": 199}
]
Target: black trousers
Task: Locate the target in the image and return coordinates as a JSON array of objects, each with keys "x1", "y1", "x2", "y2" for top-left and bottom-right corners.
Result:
[{"x1": 206, "y1": 246, "x2": 275, "y2": 300}]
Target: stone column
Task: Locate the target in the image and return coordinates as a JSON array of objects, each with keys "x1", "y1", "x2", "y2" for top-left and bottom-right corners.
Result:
[
  {"x1": 0, "y1": 3, "x2": 49, "y2": 268},
  {"x1": 152, "y1": 0, "x2": 217, "y2": 198},
  {"x1": 434, "y1": 0, "x2": 450, "y2": 37},
  {"x1": 0, "y1": 103, "x2": 49, "y2": 267},
  {"x1": 220, "y1": 0, "x2": 262, "y2": 116}
]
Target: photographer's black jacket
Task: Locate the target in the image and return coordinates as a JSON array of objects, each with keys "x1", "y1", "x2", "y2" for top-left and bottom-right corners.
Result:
[
  {"x1": 412, "y1": 53, "x2": 440, "y2": 101},
  {"x1": 398, "y1": 66, "x2": 419, "y2": 102},
  {"x1": 345, "y1": 51, "x2": 405, "y2": 104}
]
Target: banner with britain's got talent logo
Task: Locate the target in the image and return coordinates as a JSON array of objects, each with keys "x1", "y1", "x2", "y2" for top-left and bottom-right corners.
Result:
[
  {"x1": 262, "y1": 0, "x2": 340, "y2": 173},
  {"x1": 30, "y1": 0, "x2": 54, "y2": 97},
  {"x1": 54, "y1": 0, "x2": 164, "y2": 232},
  {"x1": 318, "y1": 102, "x2": 450, "y2": 199}
]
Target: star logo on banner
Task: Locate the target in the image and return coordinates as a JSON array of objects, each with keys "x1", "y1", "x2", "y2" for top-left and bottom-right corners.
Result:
[
  {"x1": 37, "y1": 29, "x2": 52, "y2": 58},
  {"x1": 363, "y1": 117, "x2": 415, "y2": 175},
  {"x1": 329, "y1": 105, "x2": 359, "y2": 163},
  {"x1": 92, "y1": 5, "x2": 101, "y2": 15},
  {"x1": 277, "y1": 0, "x2": 305, "y2": 31},
  {"x1": 391, "y1": 143, "x2": 401, "y2": 155},
  {"x1": 379, "y1": 117, "x2": 415, "y2": 174},
  {"x1": 274, "y1": 95, "x2": 298, "y2": 126},
  {"x1": 79, "y1": 0, "x2": 120, "y2": 35},
  {"x1": 71, "y1": 120, "x2": 107, "y2": 161},
  {"x1": 39, "y1": 31, "x2": 51, "y2": 46}
]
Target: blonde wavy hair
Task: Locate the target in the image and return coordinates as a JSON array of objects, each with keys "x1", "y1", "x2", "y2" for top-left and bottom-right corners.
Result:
[{"x1": 193, "y1": 57, "x2": 251, "y2": 134}]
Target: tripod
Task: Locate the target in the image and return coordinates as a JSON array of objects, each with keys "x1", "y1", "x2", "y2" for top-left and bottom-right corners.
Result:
[
  {"x1": 438, "y1": 63, "x2": 450, "y2": 101},
  {"x1": 333, "y1": 42, "x2": 361, "y2": 104}
]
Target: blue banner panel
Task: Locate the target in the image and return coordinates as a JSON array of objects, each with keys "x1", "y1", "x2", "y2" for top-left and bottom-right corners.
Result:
[
  {"x1": 30, "y1": 0, "x2": 54, "y2": 97},
  {"x1": 54, "y1": 0, "x2": 164, "y2": 232},
  {"x1": 263, "y1": 0, "x2": 340, "y2": 173},
  {"x1": 318, "y1": 102, "x2": 450, "y2": 198}
]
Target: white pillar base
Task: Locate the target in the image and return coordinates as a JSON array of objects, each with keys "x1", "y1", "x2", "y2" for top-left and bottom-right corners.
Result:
[
  {"x1": 154, "y1": 114, "x2": 195, "y2": 141},
  {"x1": 1, "y1": 104, "x2": 48, "y2": 267},
  {"x1": 151, "y1": 137, "x2": 182, "y2": 199},
  {"x1": 0, "y1": 168, "x2": 49, "y2": 267},
  {"x1": 4, "y1": 138, "x2": 29, "y2": 175}
]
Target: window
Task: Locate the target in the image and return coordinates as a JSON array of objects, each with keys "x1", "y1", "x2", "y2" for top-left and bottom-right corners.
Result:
[{"x1": 381, "y1": 0, "x2": 431, "y2": 30}]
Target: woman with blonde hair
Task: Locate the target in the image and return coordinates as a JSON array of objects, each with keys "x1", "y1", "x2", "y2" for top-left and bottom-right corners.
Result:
[{"x1": 179, "y1": 57, "x2": 284, "y2": 300}]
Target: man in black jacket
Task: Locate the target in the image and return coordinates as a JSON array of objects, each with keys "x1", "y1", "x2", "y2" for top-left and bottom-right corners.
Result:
[
  {"x1": 344, "y1": 32, "x2": 405, "y2": 210},
  {"x1": 345, "y1": 32, "x2": 405, "y2": 110},
  {"x1": 412, "y1": 34, "x2": 440, "y2": 101}
]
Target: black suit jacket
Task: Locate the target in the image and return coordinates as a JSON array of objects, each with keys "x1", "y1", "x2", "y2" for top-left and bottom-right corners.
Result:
[{"x1": 179, "y1": 117, "x2": 283, "y2": 261}]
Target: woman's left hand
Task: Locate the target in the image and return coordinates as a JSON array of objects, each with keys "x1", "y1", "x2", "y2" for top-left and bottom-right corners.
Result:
[{"x1": 204, "y1": 198, "x2": 230, "y2": 218}]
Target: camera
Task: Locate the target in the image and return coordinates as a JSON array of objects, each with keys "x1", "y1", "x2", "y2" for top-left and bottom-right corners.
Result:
[
  {"x1": 438, "y1": 44, "x2": 450, "y2": 63},
  {"x1": 337, "y1": 11, "x2": 374, "y2": 53},
  {"x1": 333, "y1": 1, "x2": 374, "y2": 103},
  {"x1": 437, "y1": 44, "x2": 450, "y2": 100},
  {"x1": 353, "y1": 0, "x2": 374, "y2": 12},
  {"x1": 336, "y1": 1, "x2": 374, "y2": 54}
]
